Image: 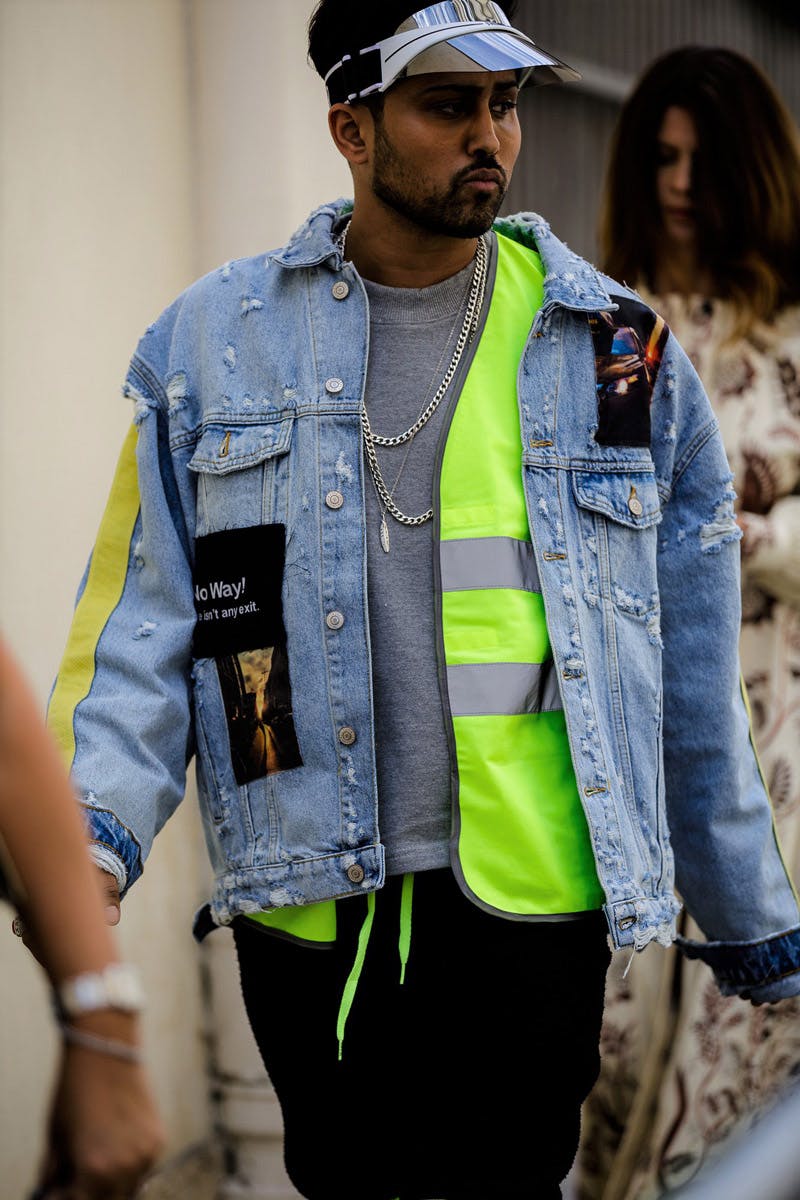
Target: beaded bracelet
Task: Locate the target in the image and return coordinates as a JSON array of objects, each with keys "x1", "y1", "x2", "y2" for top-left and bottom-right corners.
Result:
[{"x1": 62, "y1": 1024, "x2": 143, "y2": 1063}]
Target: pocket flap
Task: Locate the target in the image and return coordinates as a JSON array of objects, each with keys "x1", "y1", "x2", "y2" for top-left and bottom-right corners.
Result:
[
  {"x1": 572, "y1": 469, "x2": 661, "y2": 529},
  {"x1": 189, "y1": 419, "x2": 293, "y2": 476}
]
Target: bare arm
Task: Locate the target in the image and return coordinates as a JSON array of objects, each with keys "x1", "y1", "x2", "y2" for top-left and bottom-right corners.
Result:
[
  {"x1": 0, "y1": 637, "x2": 163, "y2": 1199},
  {"x1": 0, "y1": 638, "x2": 122, "y2": 976}
]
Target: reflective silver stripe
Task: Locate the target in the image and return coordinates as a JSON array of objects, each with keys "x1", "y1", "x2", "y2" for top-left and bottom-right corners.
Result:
[
  {"x1": 447, "y1": 661, "x2": 562, "y2": 717},
  {"x1": 441, "y1": 536, "x2": 540, "y2": 593}
]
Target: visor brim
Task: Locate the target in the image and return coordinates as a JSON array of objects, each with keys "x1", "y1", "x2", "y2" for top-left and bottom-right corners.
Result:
[
  {"x1": 324, "y1": 15, "x2": 581, "y2": 104},
  {"x1": 407, "y1": 29, "x2": 582, "y2": 84},
  {"x1": 380, "y1": 25, "x2": 580, "y2": 91}
]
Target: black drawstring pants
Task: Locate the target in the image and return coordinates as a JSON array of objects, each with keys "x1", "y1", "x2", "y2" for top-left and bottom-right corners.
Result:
[{"x1": 233, "y1": 868, "x2": 610, "y2": 1200}]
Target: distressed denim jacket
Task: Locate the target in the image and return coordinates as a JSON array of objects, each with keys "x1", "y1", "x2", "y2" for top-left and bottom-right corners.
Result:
[{"x1": 53, "y1": 201, "x2": 800, "y2": 1002}]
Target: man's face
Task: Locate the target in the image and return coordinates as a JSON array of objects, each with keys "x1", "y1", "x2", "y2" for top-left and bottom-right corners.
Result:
[{"x1": 367, "y1": 70, "x2": 522, "y2": 237}]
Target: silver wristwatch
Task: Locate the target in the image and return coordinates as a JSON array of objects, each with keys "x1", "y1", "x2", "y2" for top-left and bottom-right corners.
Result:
[{"x1": 56, "y1": 963, "x2": 145, "y2": 1019}]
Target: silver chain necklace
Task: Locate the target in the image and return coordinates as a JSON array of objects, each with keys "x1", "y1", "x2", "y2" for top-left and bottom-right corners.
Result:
[{"x1": 337, "y1": 219, "x2": 489, "y2": 552}]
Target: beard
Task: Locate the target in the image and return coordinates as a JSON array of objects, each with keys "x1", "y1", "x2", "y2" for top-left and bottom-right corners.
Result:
[{"x1": 371, "y1": 124, "x2": 509, "y2": 238}]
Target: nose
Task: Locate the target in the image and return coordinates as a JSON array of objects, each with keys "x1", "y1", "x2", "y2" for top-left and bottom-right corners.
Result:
[
  {"x1": 671, "y1": 151, "x2": 692, "y2": 196},
  {"x1": 466, "y1": 102, "x2": 501, "y2": 157}
]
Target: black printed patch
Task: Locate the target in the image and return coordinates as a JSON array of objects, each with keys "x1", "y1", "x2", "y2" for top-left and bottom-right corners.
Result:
[
  {"x1": 590, "y1": 297, "x2": 669, "y2": 447},
  {"x1": 193, "y1": 525, "x2": 302, "y2": 783}
]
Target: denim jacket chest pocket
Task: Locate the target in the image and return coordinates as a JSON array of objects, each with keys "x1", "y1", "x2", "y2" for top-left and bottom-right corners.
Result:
[
  {"x1": 571, "y1": 466, "x2": 662, "y2": 619},
  {"x1": 188, "y1": 416, "x2": 295, "y2": 536}
]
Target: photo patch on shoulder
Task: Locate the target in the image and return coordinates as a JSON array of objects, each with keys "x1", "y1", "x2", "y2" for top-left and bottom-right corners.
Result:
[
  {"x1": 193, "y1": 525, "x2": 302, "y2": 783},
  {"x1": 590, "y1": 298, "x2": 669, "y2": 447}
]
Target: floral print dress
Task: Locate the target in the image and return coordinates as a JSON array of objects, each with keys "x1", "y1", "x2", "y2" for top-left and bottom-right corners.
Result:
[{"x1": 578, "y1": 295, "x2": 800, "y2": 1200}]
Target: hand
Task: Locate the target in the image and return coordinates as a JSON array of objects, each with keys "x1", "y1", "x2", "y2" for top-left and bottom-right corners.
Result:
[{"x1": 35, "y1": 1016, "x2": 165, "y2": 1199}]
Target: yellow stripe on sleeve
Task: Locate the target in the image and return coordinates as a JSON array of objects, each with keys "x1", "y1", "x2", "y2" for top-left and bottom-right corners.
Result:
[{"x1": 48, "y1": 422, "x2": 142, "y2": 767}]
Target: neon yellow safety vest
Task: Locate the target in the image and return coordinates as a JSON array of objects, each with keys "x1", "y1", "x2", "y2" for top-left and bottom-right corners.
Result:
[
  {"x1": 440, "y1": 231, "x2": 603, "y2": 917},
  {"x1": 251, "y1": 231, "x2": 603, "y2": 944}
]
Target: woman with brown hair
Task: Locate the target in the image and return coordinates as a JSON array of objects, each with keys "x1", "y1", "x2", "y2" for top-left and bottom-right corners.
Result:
[{"x1": 579, "y1": 46, "x2": 800, "y2": 1200}]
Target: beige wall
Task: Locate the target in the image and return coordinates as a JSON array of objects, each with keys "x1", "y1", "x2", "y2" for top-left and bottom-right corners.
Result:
[
  {"x1": 190, "y1": 0, "x2": 350, "y2": 273},
  {"x1": 0, "y1": 1, "x2": 349, "y2": 1194}
]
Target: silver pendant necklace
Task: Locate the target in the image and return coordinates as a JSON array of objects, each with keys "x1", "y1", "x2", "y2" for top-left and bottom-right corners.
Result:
[
  {"x1": 376, "y1": 428, "x2": 418, "y2": 554},
  {"x1": 337, "y1": 219, "x2": 489, "y2": 553}
]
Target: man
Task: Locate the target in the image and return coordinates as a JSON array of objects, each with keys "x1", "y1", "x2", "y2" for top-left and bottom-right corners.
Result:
[{"x1": 48, "y1": 3, "x2": 800, "y2": 1198}]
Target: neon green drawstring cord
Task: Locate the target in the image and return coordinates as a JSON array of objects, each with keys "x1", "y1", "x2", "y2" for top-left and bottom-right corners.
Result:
[
  {"x1": 398, "y1": 873, "x2": 414, "y2": 984},
  {"x1": 336, "y1": 891, "x2": 376, "y2": 1061},
  {"x1": 336, "y1": 874, "x2": 415, "y2": 1061}
]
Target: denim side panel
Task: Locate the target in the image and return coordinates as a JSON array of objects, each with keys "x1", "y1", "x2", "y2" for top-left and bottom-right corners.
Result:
[{"x1": 518, "y1": 307, "x2": 674, "y2": 949}]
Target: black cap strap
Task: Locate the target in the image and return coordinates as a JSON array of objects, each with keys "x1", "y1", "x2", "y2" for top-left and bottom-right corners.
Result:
[{"x1": 326, "y1": 46, "x2": 383, "y2": 104}]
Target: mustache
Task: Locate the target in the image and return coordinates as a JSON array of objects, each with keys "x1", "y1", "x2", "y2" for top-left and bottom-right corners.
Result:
[{"x1": 453, "y1": 156, "x2": 508, "y2": 188}]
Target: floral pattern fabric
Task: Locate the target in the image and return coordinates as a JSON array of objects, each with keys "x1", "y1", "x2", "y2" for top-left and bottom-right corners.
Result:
[{"x1": 578, "y1": 295, "x2": 800, "y2": 1200}]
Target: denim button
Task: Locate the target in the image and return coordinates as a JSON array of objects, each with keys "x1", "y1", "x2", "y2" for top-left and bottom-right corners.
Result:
[
  {"x1": 325, "y1": 377, "x2": 344, "y2": 394},
  {"x1": 325, "y1": 490, "x2": 344, "y2": 510},
  {"x1": 339, "y1": 726, "x2": 357, "y2": 746},
  {"x1": 332, "y1": 282, "x2": 350, "y2": 301},
  {"x1": 326, "y1": 611, "x2": 345, "y2": 630},
  {"x1": 347, "y1": 864, "x2": 365, "y2": 883},
  {"x1": 628, "y1": 489, "x2": 644, "y2": 517}
]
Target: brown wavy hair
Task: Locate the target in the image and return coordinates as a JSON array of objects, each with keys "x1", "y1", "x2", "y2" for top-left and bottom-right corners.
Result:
[{"x1": 600, "y1": 46, "x2": 800, "y2": 329}]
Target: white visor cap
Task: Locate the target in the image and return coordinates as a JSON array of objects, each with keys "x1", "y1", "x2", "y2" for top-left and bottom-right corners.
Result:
[{"x1": 324, "y1": 2, "x2": 580, "y2": 105}]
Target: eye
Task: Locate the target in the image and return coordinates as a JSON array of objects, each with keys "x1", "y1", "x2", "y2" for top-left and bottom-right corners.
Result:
[
  {"x1": 434, "y1": 100, "x2": 467, "y2": 117},
  {"x1": 492, "y1": 98, "x2": 518, "y2": 117},
  {"x1": 657, "y1": 143, "x2": 679, "y2": 166}
]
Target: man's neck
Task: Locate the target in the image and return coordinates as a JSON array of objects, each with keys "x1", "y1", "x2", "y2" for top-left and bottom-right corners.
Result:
[{"x1": 344, "y1": 201, "x2": 480, "y2": 288}]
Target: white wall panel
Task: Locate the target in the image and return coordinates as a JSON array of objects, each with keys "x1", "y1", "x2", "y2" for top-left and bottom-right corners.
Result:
[{"x1": 0, "y1": 2, "x2": 212, "y2": 1195}]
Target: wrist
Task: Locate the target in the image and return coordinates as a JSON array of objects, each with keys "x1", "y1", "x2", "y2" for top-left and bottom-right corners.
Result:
[
  {"x1": 69, "y1": 1007, "x2": 141, "y2": 1044},
  {"x1": 61, "y1": 1023, "x2": 144, "y2": 1064}
]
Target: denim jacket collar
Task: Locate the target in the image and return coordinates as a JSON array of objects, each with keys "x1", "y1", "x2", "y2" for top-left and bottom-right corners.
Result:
[
  {"x1": 269, "y1": 199, "x2": 353, "y2": 270},
  {"x1": 270, "y1": 199, "x2": 616, "y2": 314}
]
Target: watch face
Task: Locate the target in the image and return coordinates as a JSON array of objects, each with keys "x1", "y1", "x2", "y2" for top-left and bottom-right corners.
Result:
[
  {"x1": 60, "y1": 964, "x2": 144, "y2": 1016},
  {"x1": 106, "y1": 969, "x2": 140, "y2": 1009}
]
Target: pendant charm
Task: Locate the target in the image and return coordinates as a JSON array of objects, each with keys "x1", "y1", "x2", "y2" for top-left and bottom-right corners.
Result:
[{"x1": 380, "y1": 514, "x2": 390, "y2": 554}]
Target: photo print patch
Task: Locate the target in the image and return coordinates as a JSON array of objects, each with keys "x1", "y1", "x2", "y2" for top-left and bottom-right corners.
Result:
[
  {"x1": 193, "y1": 524, "x2": 302, "y2": 784},
  {"x1": 590, "y1": 298, "x2": 669, "y2": 447}
]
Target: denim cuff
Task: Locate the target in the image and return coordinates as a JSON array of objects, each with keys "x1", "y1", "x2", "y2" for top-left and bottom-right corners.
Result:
[
  {"x1": 82, "y1": 803, "x2": 143, "y2": 898},
  {"x1": 677, "y1": 923, "x2": 800, "y2": 1000}
]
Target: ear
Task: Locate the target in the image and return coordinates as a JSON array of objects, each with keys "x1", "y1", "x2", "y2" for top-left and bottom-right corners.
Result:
[{"x1": 328, "y1": 103, "x2": 374, "y2": 165}]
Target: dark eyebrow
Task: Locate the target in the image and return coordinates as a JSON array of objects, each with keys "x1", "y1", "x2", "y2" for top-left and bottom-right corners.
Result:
[{"x1": 417, "y1": 80, "x2": 519, "y2": 97}]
